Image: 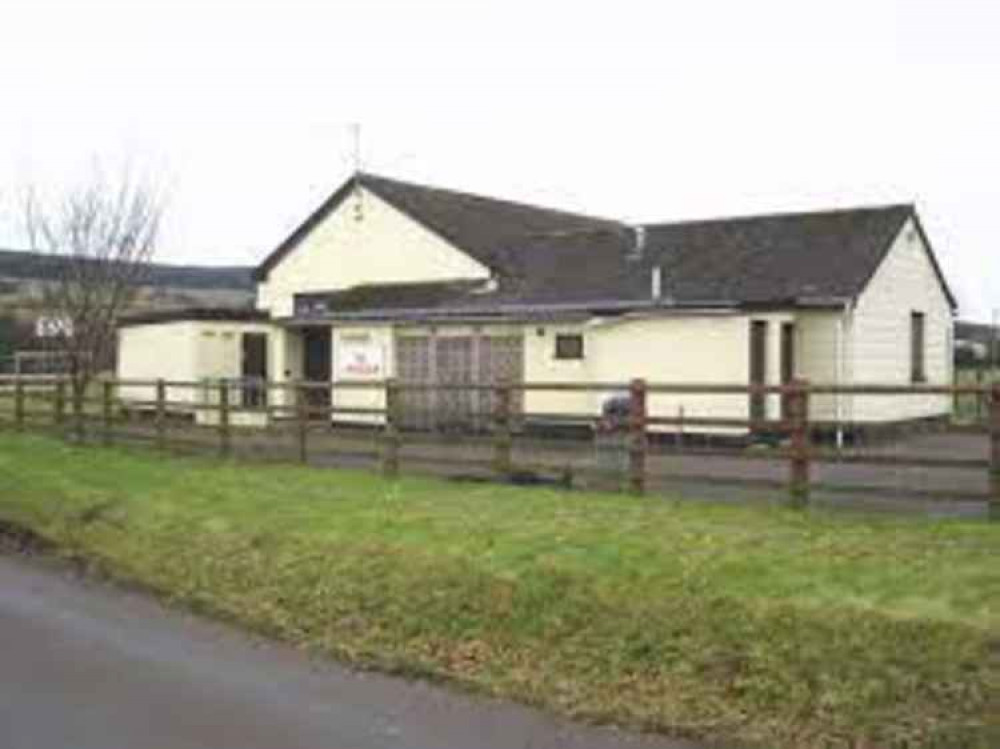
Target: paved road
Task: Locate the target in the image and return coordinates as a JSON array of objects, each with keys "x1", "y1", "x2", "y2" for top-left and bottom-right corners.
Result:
[{"x1": 0, "y1": 555, "x2": 697, "y2": 749}]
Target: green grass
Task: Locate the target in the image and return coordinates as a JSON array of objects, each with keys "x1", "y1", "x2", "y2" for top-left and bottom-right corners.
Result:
[{"x1": 0, "y1": 433, "x2": 997, "y2": 748}]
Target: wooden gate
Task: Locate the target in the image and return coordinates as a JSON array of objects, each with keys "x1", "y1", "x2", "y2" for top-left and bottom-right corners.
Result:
[{"x1": 395, "y1": 333, "x2": 523, "y2": 430}]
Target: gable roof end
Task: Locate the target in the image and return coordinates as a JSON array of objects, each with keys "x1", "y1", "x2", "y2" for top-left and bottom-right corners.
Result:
[{"x1": 253, "y1": 172, "x2": 618, "y2": 283}]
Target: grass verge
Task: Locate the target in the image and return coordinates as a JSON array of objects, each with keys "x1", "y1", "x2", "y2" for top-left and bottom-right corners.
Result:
[{"x1": 0, "y1": 432, "x2": 997, "y2": 748}]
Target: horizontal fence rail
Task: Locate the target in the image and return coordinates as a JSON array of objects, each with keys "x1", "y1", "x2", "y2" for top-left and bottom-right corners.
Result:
[{"x1": 1, "y1": 375, "x2": 997, "y2": 519}]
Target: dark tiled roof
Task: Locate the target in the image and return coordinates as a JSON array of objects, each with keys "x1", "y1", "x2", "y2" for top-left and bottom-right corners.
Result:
[
  {"x1": 640, "y1": 206, "x2": 919, "y2": 305},
  {"x1": 118, "y1": 307, "x2": 267, "y2": 327},
  {"x1": 294, "y1": 280, "x2": 486, "y2": 316},
  {"x1": 256, "y1": 172, "x2": 956, "y2": 312}
]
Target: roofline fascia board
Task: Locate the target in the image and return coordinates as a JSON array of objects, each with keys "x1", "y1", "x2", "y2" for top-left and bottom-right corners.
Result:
[
  {"x1": 909, "y1": 211, "x2": 959, "y2": 310},
  {"x1": 275, "y1": 294, "x2": 867, "y2": 325},
  {"x1": 275, "y1": 297, "x2": 778, "y2": 326}
]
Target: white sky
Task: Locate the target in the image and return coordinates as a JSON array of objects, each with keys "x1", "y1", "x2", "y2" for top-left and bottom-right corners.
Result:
[{"x1": 1, "y1": 0, "x2": 997, "y2": 321}]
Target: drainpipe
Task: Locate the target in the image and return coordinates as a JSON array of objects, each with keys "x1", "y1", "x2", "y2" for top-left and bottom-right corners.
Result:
[{"x1": 835, "y1": 299, "x2": 853, "y2": 450}]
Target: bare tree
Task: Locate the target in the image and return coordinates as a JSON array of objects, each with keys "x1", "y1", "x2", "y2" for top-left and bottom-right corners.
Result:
[{"x1": 22, "y1": 168, "x2": 162, "y2": 394}]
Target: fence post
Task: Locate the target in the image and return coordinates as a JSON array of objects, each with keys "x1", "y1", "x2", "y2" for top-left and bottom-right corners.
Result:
[
  {"x1": 218, "y1": 379, "x2": 231, "y2": 459},
  {"x1": 14, "y1": 377, "x2": 24, "y2": 432},
  {"x1": 54, "y1": 379, "x2": 66, "y2": 432},
  {"x1": 382, "y1": 378, "x2": 400, "y2": 478},
  {"x1": 155, "y1": 379, "x2": 167, "y2": 451},
  {"x1": 788, "y1": 378, "x2": 811, "y2": 508},
  {"x1": 493, "y1": 381, "x2": 512, "y2": 479},
  {"x1": 989, "y1": 383, "x2": 1000, "y2": 520},
  {"x1": 628, "y1": 378, "x2": 647, "y2": 496},
  {"x1": 102, "y1": 380, "x2": 114, "y2": 447},
  {"x1": 296, "y1": 382, "x2": 308, "y2": 464}
]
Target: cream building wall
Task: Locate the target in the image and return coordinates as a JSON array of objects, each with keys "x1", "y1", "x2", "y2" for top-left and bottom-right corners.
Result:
[
  {"x1": 525, "y1": 313, "x2": 792, "y2": 431},
  {"x1": 318, "y1": 315, "x2": 766, "y2": 432},
  {"x1": 794, "y1": 310, "x2": 844, "y2": 421},
  {"x1": 281, "y1": 313, "x2": 791, "y2": 433},
  {"x1": 117, "y1": 321, "x2": 200, "y2": 405},
  {"x1": 256, "y1": 187, "x2": 490, "y2": 318},
  {"x1": 118, "y1": 319, "x2": 276, "y2": 425}
]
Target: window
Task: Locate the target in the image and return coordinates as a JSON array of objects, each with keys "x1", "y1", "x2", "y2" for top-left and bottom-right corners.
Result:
[
  {"x1": 910, "y1": 311, "x2": 926, "y2": 383},
  {"x1": 554, "y1": 333, "x2": 584, "y2": 360}
]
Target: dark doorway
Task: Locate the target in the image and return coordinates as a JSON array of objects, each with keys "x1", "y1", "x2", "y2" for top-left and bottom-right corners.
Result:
[
  {"x1": 241, "y1": 332, "x2": 268, "y2": 408},
  {"x1": 780, "y1": 322, "x2": 796, "y2": 419},
  {"x1": 749, "y1": 320, "x2": 768, "y2": 423},
  {"x1": 301, "y1": 327, "x2": 332, "y2": 409}
]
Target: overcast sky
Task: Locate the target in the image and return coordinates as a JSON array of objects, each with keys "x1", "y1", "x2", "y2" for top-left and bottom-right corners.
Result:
[{"x1": 1, "y1": 0, "x2": 997, "y2": 321}]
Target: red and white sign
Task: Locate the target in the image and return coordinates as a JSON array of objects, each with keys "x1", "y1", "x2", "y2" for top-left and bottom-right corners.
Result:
[{"x1": 336, "y1": 338, "x2": 384, "y2": 379}]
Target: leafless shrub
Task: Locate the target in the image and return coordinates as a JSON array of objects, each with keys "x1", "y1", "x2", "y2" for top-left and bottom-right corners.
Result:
[{"x1": 22, "y1": 166, "x2": 163, "y2": 393}]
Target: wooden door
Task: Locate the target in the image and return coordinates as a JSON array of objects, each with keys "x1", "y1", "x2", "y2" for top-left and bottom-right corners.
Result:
[
  {"x1": 749, "y1": 320, "x2": 768, "y2": 423},
  {"x1": 780, "y1": 322, "x2": 796, "y2": 419},
  {"x1": 301, "y1": 327, "x2": 332, "y2": 408},
  {"x1": 241, "y1": 333, "x2": 268, "y2": 408},
  {"x1": 435, "y1": 336, "x2": 475, "y2": 430},
  {"x1": 478, "y1": 335, "x2": 524, "y2": 422}
]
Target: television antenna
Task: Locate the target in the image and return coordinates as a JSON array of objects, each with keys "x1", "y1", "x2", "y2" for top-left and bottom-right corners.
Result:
[
  {"x1": 350, "y1": 122, "x2": 364, "y2": 221},
  {"x1": 350, "y1": 122, "x2": 362, "y2": 174}
]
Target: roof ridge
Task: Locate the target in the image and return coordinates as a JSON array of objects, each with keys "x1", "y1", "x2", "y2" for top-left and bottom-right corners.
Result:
[
  {"x1": 641, "y1": 203, "x2": 914, "y2": 231},
  {"x1": 357, "y1": 171, "x2": 620, "y2": 227}
]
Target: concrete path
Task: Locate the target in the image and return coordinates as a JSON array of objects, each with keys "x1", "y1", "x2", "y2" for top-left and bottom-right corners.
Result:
[{"x1": 0, "y1": 555, "x2": 698, "y2": 749}]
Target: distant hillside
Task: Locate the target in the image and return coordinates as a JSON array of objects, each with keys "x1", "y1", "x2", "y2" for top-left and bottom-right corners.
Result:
[{"x1": 0, "y1": 249, "x2": 254, "y2": 291}]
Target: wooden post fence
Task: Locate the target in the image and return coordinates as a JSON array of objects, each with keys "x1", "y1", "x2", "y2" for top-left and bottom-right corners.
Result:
[
  {"x1": 11, "y1": 375, "x2": 997, "y2": 516},
  {"x1": 296, "y1": 383, "x2": 308, "y2": 464},
  {"x1": 788, "y1": 378, "x2": 811, "y2": 507},
  {"x1": 990, "y1": 383, "x2": 1000, "y2": 520},
  {"x1": 155, "y1": 379, "x2": 167, "y2": 451},
  {"x1": 493, "y1": 381, "x2": 512, "y2": 479},
  {"x1": 102, "y1": 380, "x2": 114, "y2": 447},
  {"x1": 13, "y1": 377, "x2": 24, "y2": 432},
  {"x1": 382, "y1": 379, "x2": 400, "y2": 478},
  {"x1": 218, "y1": 380, "x2": 231, "y2": 459},
  {"x1": 628, "y1": 378, "x2": 647, "y2": 496}
]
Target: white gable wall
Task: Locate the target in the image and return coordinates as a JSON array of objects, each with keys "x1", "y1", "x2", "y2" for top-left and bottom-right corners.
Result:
[
  {"x1": 847, "y1": 218, "x2": 953, "y2": 421},
  {"x1": 257, "y1": 187, "x2": 490, "y2": 317}
]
